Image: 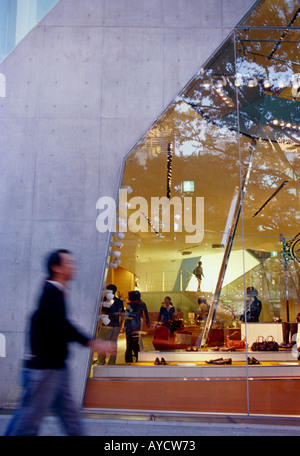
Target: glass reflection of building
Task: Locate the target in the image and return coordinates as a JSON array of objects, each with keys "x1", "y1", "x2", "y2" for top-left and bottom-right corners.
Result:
[
  {"x1": 0, "y1": 0, "x2": 59, "y2": 63},
  {"x1": 88, "y1": 0, "x2": 300, "y2": 416}
]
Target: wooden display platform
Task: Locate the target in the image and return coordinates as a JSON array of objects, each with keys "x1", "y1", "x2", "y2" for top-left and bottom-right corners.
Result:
[
  {"x1": 84, "y1": 376, "x2": 300, "y2": 416},
  {"x1": 84, "y1": 349, "x2": 300, "y2": 416}
]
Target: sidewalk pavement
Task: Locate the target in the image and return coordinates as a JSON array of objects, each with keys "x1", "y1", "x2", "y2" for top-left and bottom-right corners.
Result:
[{"x1": 1, "y1": 410, "x2": 300, "y2": 436}]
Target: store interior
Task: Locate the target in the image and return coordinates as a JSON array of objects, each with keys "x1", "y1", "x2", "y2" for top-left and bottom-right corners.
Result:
[{"x1": 91, "y1": 0, "x2": 300, "y2": 375}]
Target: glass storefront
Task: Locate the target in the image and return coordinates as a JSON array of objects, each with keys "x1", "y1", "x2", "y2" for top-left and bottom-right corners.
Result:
[{"x1": 88, "y1": 0, "x2": 300, "y2": 415}]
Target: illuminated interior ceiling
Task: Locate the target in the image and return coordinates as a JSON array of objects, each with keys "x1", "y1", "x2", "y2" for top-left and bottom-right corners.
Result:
[{"x1": 117, "y1": 0, "x2": 300, "y2": 279}]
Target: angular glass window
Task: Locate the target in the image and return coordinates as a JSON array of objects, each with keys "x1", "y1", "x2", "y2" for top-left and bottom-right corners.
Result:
[
  {"x1": 93, "y1": 33, "x2": 249, "y2": 376},
  {"x1": 86, "y1": 0, "x2": 300, "y2": 417},
  {"x1": 92, "y1": 1, "x2": 300, "y2": 417}
]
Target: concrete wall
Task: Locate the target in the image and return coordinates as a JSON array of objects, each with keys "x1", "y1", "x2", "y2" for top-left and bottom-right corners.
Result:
[{"x1": 0, "y1": 0, "x2": 257, "y2": 407}]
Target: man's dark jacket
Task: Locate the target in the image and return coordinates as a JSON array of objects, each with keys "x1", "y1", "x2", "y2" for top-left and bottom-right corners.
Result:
[{"x1": 27, "y1": 281, "x2": 89, "y2": 369}]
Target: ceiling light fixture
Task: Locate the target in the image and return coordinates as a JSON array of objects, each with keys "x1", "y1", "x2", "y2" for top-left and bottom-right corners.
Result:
[
  {"x1": 111, "y1": 250, "x2": 121, "y2": 259},
  {"x1": 203, "y1": 79, "x2": 212, "y2": 88},
  {"x1": 271, "y1": 119, "x2": 298, "y2": 130},
  {"x1": 215, "y1": 88, "x2": 234, "y2": 108},
  {"x1": 112, "y1": 241, "x2": 124, "y2": 248},
  {"x1": 122, "y1": 185, "x2": 133, "y2": 194},
  {"x1": 167, "y1": 142, "x2": 173, "y2": 199},
  {"x1": 248, "y1": 77, "x2": 258, "y2": 88},
  {"x1": 216, "y1": 76, "x2": 227, "y2": 88}
]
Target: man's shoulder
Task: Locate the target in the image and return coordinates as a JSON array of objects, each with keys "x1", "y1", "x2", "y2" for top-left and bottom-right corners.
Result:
[
  {"x1": 39, "y1": 281, "x2": 64, "y2": 305},
  {"x1": 42, "y1": 281, "x2": 63, "y2": 295}
]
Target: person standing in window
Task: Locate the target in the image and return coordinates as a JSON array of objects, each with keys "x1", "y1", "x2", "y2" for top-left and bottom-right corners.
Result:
[
  {"x1": 240, "y1": 287, "x2": 262, "y2": 322},
  {"x1": 193, "y1": 261, "x2": 205, "y2": 292},
  {"x1": 158, "y1": 296, "x2": 175, "y2": 324},
  {"x1": 124, "y1": 290, "x2": 149, "y2": 363},
  {"x1": 197, "y1": 297, "x2": 210, "y2": 321},
  {"x1": 97, "y1": 284, "x2": 124, "y2": 365}
]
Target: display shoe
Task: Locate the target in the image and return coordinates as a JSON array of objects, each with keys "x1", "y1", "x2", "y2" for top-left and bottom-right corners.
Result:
[
  {"x1": 154, "y1": 357, "x2": 161, "y2": 365},
  {"x1": 205, "y1": 358, "x2": 224, "y2": 364},
  {"x1": 186, "y1": 346, "x2": 192, "y2": 351},
  {"x1": 214, "y1": 358, "x2": 232, "y2": 365},
  {"x1": 161, "y1": 357, "x2": 167, "y2": 365},
  {"x1": 279, "y1": 343, "x2": 288, "y2": 348},
  {"x1": 211, "y1": 346, "x2": 220, "y2": 351},
  {"x1": 251, "y1": 357, "x2": 260, "y2": 365},
  {"x1": 220, "y1": 346, "x2": 236, "y2": 352},
  {"x1": 280, "y1": 342, "x2": 294, "y2": 349},
  {"x1": 248, "y1": 357, "x2": 260, "y2": 365},
  {"x1": 192, "y1": 345, "x2": 198, "y2": 351},
  {"x1": 286, "y1": 342, "x2": 295, "y2": 349}
]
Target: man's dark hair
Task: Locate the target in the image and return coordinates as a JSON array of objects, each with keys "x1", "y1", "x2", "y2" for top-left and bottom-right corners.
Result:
[
  {"x1": 46, "y1": 249, "x2": 71, "y2": 278},
  {"x1": 128, "y1": 290, "x2": 140, "y2": 301},
  {"x1": 107, "y1": 284, "x2": 117, "y2": 294}
]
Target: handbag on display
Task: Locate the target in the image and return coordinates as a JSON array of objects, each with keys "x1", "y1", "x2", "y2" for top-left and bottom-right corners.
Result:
[
  {"x1": 264, "y1": 335, "x2": 279, "y2": 351},
  {"x1": 225, "y1": 331, "x2": 246, "y2": 350},
  {"x1": 251, "y1": 335, "x2": 279, "y2": 352},
  {"x1": 251, "y1": 336, "x2": 265, "y2": 351}
]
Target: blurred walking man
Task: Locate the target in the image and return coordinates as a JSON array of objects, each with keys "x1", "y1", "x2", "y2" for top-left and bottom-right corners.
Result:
[{"x1": 5, "y1": 249, "x2": 111, "y2": 436}]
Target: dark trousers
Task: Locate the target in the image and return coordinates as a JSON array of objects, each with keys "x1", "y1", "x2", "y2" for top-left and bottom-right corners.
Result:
[
  {"x1": 5, "y1": 367, "x2": 83, "y2": 436},
  {"x1": 125, "y1": 334, "x2": 139, "y2": 363}
]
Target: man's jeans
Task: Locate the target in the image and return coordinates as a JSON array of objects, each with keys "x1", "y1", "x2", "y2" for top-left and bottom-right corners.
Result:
[
  {"x1": 6, "y1": 367, "x2": 83, "y2": 436},
  {"x1": 97, "y1": 325, "x2": 120, "y2": 365}
]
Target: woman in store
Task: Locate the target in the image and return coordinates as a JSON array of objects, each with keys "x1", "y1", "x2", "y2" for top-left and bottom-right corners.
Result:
[
  {"x1": 124, "y1": 290, "x2": 149, "y2": 363},
  {"x1": 158, "y1": 296, "x2": 181, "y2": 333},
  {"x1": 158, "y1": 296, "x2": 175, "y2": 324}
]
